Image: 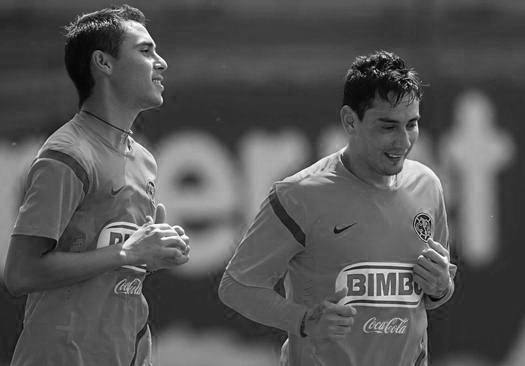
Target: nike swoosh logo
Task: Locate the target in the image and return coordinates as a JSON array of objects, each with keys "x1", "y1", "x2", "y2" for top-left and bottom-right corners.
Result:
[
  {"x1": 111, "y1": 186, "x2": 125, "y2": 196},
  {"x1": 333, "y1": 223, "x2": 357, "y2": 234}
]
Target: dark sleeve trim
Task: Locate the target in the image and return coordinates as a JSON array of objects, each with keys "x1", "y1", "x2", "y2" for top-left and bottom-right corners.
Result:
[
  {"x1": 269, "y1": 187, "x2": 306, "y2": 246},
  {"x1": 39, "y1": 149, "x2": 89, "y2": 195}
]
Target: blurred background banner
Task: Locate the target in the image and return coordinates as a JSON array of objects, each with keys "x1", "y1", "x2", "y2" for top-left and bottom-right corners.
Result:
[{"x1": 1, "y1": 1, "x2": 524, "y2": 365}]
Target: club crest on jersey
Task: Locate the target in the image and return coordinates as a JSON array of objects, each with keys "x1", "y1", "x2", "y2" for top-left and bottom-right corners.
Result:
[
  {"x1": 146, "y1": 180, "x2": 156, "y2": 204},
  {"x1": 335, "y1": 262, "x2": 423, "y2": 308},
  {"x1": 413, "y1": 212, "x2": 432, "y2": 242}
]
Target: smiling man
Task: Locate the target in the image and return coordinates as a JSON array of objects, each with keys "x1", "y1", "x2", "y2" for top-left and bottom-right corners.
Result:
[
  {"x1": 219, "y1": 51, "x2": 456, "y2": 366},
  {"x1": 4, "y1": 5, "x2": 190, "y2": 366}
]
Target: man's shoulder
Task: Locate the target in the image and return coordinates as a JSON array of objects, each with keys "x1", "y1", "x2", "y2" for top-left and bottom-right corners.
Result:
[
  {"x1": 403, "y1": 159, "x2": 443, "y2": 188},
  {"x1": 37, "y1": 118, "x2": 94, "y2": 175},
  {"x1": 273, "y1": 152, "x2": 341, "y2": 201},
  {"x1": 404, "y1": 159, "x2": 438, "y2": 176},
  {"x1": 282, "y1": 151, "x2": 340, "y2": 185},
  {"x1": 42, "y1": 117, "x2": 89, "y2": 152}
]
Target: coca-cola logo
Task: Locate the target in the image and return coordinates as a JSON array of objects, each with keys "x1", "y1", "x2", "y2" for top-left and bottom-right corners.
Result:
[
  {"x1": 363, "y1": 317, "x2": 408, "y2": 335},
  {"x1": 114, "y1": 278, "x2": 143, "y2": 296}
]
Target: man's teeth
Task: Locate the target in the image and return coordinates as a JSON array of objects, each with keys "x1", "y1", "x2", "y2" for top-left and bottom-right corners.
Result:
[{"x1": 386, "y1": 153, "x2": 403, "y2": 158}]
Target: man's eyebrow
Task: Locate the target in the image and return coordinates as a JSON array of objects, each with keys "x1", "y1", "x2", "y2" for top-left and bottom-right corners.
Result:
[
  {"x1": 136, "y1": 41, "x2": 155, "y2": 48},
  {"x1": 378, "y1": 116, "x2": 420, "y2": 123}
]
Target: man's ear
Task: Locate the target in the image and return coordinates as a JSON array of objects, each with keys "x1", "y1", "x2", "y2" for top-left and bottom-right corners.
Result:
[
  {"x1": 91, "y1": 50, "x2": 113, "y2": 76},
  {"x1": 340, "y1": 105, "x2": 358, "y2": 135}
]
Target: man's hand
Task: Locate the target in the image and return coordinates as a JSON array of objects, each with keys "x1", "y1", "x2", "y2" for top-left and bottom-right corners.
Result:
[
  {"x1": 303, "y1": 290, "x2": 357, "y2": 340},
  {"x1": 155, "y1": 202, "x2": 191, "y2": 256},
  {"x1": 414, "y1": 238, "x2": 452, "y2": 299},
  {"x1": 121, "y1": 203, "x2": 190, "y2": 271}
]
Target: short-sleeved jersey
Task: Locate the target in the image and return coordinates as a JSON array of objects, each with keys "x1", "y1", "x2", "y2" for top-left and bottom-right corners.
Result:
[
  {"x1": 226, "y1": 150, "x2": 449, "y2": 366},
  {"x1": 11, "y1": 113, "x2": 157, "y2": 366}
]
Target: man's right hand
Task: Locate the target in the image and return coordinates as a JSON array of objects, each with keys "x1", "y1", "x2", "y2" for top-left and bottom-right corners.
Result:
[
  {"x1": 303, "y1": 290, "x2": 356, "y2": 341},
  {"x1": 120, "y1": 203, "x2": 190, "y2": 270}
]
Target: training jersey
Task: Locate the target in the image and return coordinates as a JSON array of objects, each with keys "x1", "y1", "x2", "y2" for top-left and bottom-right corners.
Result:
[
  {"x1": 226, "y1": 149, "x2": 450, "y2": 366},
  {"x1": 11, "y1": 112, "x2": 157, "y2": 366}
]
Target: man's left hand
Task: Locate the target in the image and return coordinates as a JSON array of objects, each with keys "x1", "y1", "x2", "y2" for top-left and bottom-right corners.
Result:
[{"x1": 414, "y1": 238, "x2": 452, "y2": 299}]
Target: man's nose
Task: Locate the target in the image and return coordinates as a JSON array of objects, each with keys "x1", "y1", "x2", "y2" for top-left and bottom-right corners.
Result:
[
  {"x1": 154, "y1": 54, "x2": 168, "y2": 71},
  {"x1": 395, "y1": 129, "x2": 412, "y2": 150}
]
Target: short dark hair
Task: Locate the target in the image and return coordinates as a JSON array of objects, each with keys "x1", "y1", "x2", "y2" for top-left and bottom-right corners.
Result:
[
  {"x1": 342, "y1": 50, "x2": 424, "y2": 120},
  {"x1": 64, "y1": 4, "x2": 146, "y2": 107}
]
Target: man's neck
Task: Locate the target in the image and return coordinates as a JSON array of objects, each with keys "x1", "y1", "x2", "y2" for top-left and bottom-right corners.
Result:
[
  {"x1": 81, "y1": 96, "x2": 138, "y2": 132},
  {"x1": 341, "y1": 148, "x2": 397, "y2": 190}
]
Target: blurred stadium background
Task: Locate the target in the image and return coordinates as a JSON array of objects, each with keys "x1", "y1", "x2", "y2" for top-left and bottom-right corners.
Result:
[{"x1": 1, "y1": 0, "x2": 524, "y2": 365}]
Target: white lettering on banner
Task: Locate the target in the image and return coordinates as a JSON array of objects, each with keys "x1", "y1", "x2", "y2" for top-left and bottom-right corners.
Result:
[
  {"x1": 157, "y1": 131, "x2": 239, "y2": 221},
  {"x1": 114, "y1": 278, "x2": 143, "y2": 296},
  {"x1": 317, "y1": 126, "x2": 347, "y2": 158},
  {"x1": 155, "y1": 131, "x2": 239, "y2": 276},
  {"x1": 0, "y1": 90, "x2": 517, "y2": 278},
  {"x1": 441, "y1": 90, "x2": 515, "y2": 267},
  {"x1": 363, "y1": 317, "x2": 408, "y2": 335},
  {"x1": 240, "y1": 129, "x2": 310, "y2": 221}
]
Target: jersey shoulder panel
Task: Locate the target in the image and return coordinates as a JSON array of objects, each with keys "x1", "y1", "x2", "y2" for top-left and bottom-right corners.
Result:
[
  {"x1": 277, "y1": 151, "x2": 341, "y2": 202},
  {"x1": 37, "y1": 119, "x2": 95, "y2": 192},
  {"x1": 276, "y1": 150, "x2": 339, "y2": 194},
  {"x1": 271, "y1": 152, "x2": 341, "y2": 244},
  {"x1": 283, "y1": 151, "x2": 340, "y2": 185}
]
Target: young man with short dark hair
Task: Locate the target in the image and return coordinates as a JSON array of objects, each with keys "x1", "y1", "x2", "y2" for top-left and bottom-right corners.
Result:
[
  {"x1": 4, "y1": 5, "x2": 189, "y2": 365},
  {"x1": 220, "y1": 50, "x2": 456, "y2": 366}
]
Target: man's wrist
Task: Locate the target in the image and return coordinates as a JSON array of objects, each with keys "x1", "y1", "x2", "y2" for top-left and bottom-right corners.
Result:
[
  {"x1": 116, "y1": 243, "x2": 133, "y2": 266},
  {"x1": 429, "y1": 279, "x2": 452, "y2": 301}
]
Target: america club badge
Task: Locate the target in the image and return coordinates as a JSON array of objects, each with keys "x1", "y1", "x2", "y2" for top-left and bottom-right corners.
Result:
[{"x1": 413, "y1": 212, "x2": 432, "y2": 242}]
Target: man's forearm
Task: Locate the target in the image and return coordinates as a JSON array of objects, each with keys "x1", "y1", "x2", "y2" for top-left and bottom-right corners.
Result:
[
  {"x1": 5, "y1": 235, "x2": 128, "y2": 296},
  {"x1": 219, "y1": 271, "x2": 308, "y2": 335}
]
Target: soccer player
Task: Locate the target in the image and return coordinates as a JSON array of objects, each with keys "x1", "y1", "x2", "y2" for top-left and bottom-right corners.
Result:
[
  {"x1": 4, "y1": 5, "x2": 189, "y2": 366},
  {"x1": 219, "y1": 50, "x2": 456, "y2": 365}
]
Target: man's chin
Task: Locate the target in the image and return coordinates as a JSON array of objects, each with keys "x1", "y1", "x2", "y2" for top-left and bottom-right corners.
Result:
[
  {"x1": 152, "y1": 96, "x2": 164, "y2": 107},
  {"x1": 142, "y1": 97, "x2": 164, "y2": 111},
  {"x1": 382, "y1": 162, "x2": 405, "y2": 176}
]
